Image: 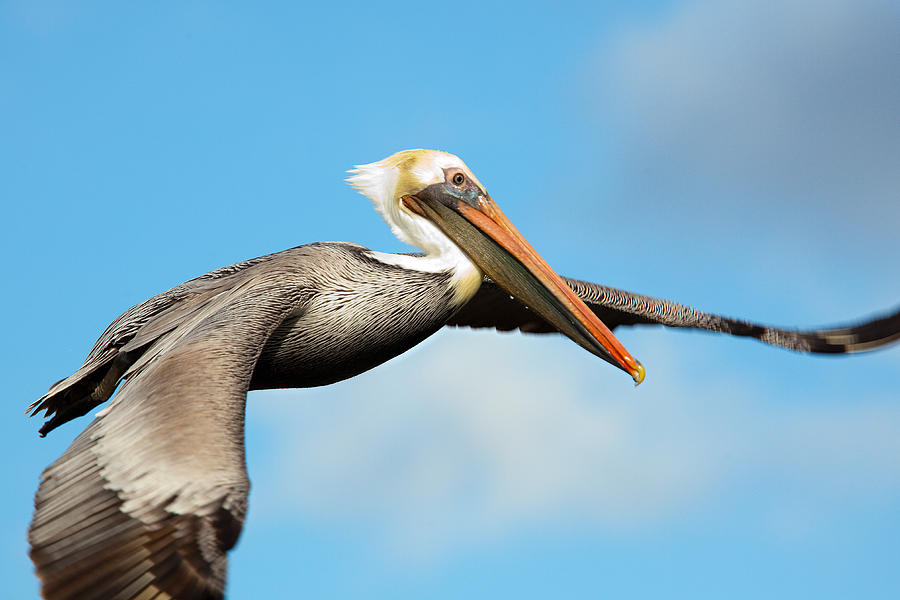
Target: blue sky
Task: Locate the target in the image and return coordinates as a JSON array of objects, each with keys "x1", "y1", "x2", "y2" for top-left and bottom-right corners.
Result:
[{"x1": 3, "y1": 0, "x2": 899, "y2": 598}]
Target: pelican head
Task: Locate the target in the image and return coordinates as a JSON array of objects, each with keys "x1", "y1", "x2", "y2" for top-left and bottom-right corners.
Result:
[
  {"x1": 348, "y1": 149, "x2": 485, "y2": 256},
  {"x1": 349, "y1": 149, "x2": 645, "y2": 384}
]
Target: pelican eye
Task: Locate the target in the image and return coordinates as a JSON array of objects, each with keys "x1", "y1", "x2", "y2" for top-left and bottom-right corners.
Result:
[{"x1": 451, "y1": 172, "x2": 466, "y2": 186}]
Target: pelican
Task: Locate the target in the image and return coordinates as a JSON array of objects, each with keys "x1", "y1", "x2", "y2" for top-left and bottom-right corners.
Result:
[{"x1": 28, "y1": 149, "x2": 900, "y2": 600}]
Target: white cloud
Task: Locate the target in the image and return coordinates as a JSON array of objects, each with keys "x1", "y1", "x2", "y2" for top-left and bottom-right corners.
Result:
[
  {"x1": 596, "y1": 0, "x2": 900, "y2": 228},
  {"x1": 246, "y1": 329, "x2": 900, "y2": 561}
]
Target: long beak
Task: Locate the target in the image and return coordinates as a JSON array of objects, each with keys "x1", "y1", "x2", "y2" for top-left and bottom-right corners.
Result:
[{"x1": 403, "y1": 193, "x2": 645, "y2": 384}]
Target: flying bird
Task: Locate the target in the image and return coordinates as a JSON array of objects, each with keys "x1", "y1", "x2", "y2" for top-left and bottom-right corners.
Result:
[{"x1": 28, "y1": 149, "x2": 900, "y2": 600}]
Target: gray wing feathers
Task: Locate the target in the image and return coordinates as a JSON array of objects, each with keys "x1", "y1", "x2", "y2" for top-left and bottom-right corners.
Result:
[
  {"x1": 30, "y1": 268, "x2": 306, "y2": 600},
  {"x1": 28, "y1": 252, "x2": 283, "y2": 436},
  {"x1": 449, "y1": 277, "x2": 900, "y2": 354}
]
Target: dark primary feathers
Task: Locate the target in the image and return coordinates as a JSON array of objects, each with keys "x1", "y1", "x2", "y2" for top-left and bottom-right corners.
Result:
[{"x1": 448, "y1": 277, "x2": 900, "y2": 354}]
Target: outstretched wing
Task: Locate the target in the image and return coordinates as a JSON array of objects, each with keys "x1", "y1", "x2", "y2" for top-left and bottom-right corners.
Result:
[
  {"x1": 29, "y1": 268, "x2": 306, "y2": 600},
  {"x1": 448, "y1": 276, "x2": 900, "y2": 354}
]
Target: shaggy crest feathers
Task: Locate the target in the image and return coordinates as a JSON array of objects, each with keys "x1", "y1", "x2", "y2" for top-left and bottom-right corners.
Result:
[{"x1": 346, "y1": 149, "x2": 485, "y2": 248}]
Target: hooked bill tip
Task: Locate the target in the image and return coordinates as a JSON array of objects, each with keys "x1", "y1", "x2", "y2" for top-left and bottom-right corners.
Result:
[{"x1": 632, "y1": 361, "x2": 645, "y2": 386}]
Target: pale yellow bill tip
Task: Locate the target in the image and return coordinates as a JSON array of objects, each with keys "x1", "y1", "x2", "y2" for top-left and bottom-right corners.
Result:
[{"x1": 632, "y1": 361, "x2": 645, "y2": 386}]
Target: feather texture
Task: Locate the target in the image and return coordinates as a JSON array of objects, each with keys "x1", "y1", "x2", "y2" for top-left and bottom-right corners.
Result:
[
  {"x1": 29, "y1": 246, "x2": 899, "y2": 599},
  {"x1": 29, "y1": 243, "x2": 459, "y2": 600}
]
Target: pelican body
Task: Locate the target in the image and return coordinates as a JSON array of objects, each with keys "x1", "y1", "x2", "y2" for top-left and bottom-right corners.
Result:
[{"x1": 28, "y1": 150, "x2": 900, "y2": 600}]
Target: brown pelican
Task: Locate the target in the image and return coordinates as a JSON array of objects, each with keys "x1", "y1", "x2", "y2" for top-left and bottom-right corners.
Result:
[{"x1": 28, "y1": 149, "x2": 900, "y2": 600}]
